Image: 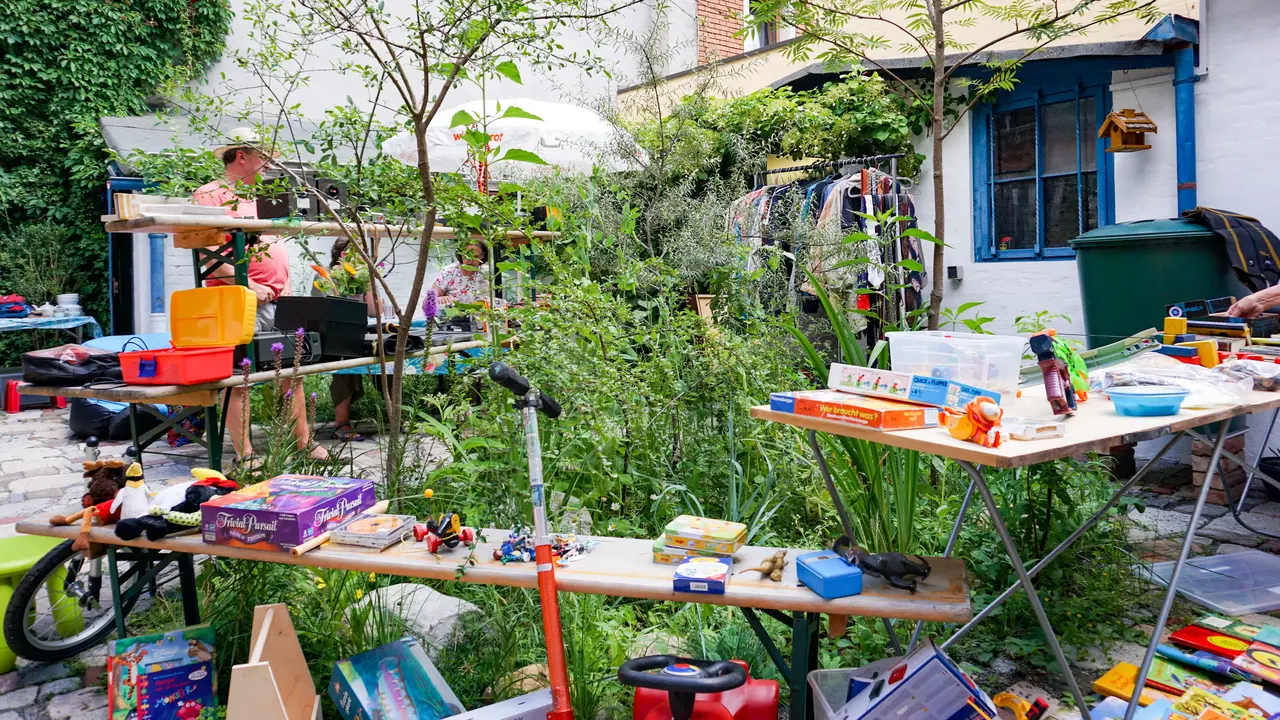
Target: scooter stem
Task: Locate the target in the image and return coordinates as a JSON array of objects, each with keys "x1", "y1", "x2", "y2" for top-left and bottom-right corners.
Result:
[{"x1": 522, "y1": 397, "x2": 574, "y2": 720}]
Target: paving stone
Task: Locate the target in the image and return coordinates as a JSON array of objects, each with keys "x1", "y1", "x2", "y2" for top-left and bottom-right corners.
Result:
[
  {"x1": 1240, "y1": 613, "x2": 1280, "y2": 629},
  {"x1": 1200, "y1": 513, "x2": 1277, "y2": 546},
  {"x1": 0, "y1": 676, "x2": 14, "y2": 696},
  {"x1": 0, "y1": 498, "x2": 59, "y2": 520},
  {"x1": 0, "y1": 711, "x2": 18, "y2": 720},
  {"x1": 36, "y1": 677, "x2": 82, "y2": 701},
  {"x1": 0, "y1": 458, "x2": 71, "y2": 478},
  {"x1": 0, "y1": 687, "x2": 37, "y2": 712},
  {"x1": 1132, "y1": 538, "x2": 1209, "y2": 562},
  {"x1": 1127, "y1": 508, "x2": 1210, "y2": 541},
  {"x1": 1217, "y1": 543, "x2": 1256, "y2": 555},
  {"x1": 18, "y1": 662, "x2": 72, "y2": 686},
  {"x1": 7, "y1": 473, "x2": 83, "y2": 498},
  {"x1": 44, "y1": 687, "x2": 107, "y2": 720},
  {"x1": 1253, "y1": 502, "x2": 1280, "y2": 517},
  {"x1": 1173, "y1": 502, "x2": 1229, "y2": 518}
]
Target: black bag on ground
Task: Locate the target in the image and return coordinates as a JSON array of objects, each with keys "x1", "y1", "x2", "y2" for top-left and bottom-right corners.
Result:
[
  {"x1": 68, "y1": 398, "x2": 165, "y2": 441},
  {"x1": 22, "y1": 344, "x2": 121, "y2": 386}
]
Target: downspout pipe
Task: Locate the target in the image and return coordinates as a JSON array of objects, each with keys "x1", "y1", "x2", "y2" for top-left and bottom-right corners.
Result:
[{"x1": 1174, "y1": 43, "x2": 1198, "y2": 214}]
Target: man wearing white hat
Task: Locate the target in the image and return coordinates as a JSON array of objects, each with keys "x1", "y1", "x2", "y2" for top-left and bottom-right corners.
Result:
[{"x1": 193, "y1": 127, "x2": 328, "y2": 464}]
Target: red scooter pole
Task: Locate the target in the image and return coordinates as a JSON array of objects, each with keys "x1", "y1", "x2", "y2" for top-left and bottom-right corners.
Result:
[{"x1": 490, "y1": 363, "x2": 573, "y2": 720}]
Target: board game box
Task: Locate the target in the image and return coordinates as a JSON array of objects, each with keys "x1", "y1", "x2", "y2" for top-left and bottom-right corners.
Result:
[
  {"x1": 673, "y1": 556, "x2": 732, "y2": 595},
  {"x1": 331, "y1": 512, "x2": 417, "y2": 550},
  {"x1": 834, "y1": 638, "x2": 996, "y2": 720},
  {"x1": 769, "y1": 391, "x2": 940, "y2": 431},
  {"x1": 828, "y1": 363, "x2": 1001, "y2": 409},
  {"x1": 108, "y1": 625, "x2": 216, "y2": 720},
  {"x1": 202, "y1": 474, "x2": 375, "y2": 552},
  {"x1": 328, "y1": 636, "x2": 463, "y2": 720}
]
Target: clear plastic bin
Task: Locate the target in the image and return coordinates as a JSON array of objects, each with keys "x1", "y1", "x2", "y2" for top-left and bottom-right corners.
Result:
[
  {"x1": 808, "y1": 658, "x2": 900, "y2": 720},
  {"x1": 886, "y1": 331, "x2": 1026, "y2": 396},
  {"x1": 1144, "y1": 549, "x2": 1280, "y2": 615}
]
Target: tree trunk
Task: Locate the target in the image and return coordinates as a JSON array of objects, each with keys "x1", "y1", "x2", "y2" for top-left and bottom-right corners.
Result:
[{"x1": 926, "y1": 2, "x2": 947, "y2": 331}]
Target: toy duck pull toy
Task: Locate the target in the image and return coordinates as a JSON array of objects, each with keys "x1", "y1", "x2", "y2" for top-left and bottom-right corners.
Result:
[
  {"x1": 941, "y1": 396, "x2": 1003, "y2": 448},
  {"x1": 413, "y1": 512, "x2": 476, "y2": 553}
]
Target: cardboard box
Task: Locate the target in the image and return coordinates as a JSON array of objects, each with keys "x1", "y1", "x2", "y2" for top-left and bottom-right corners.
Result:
[
  {"x1": 673, "y1": 556, "x2": 732, "y2": 595},
  {"x1": 202, "y1": 474, "x2": 375, "y2": 552},
  {"x1": 444, "y1": 690, "x2": 552, "y2": 720},
  {"x1": 828, "y1": 363, "x2": 1000, "y2": 409},
  {"x1": 834, "y1": 639, "x2": 996, "y2": 720},
  {"x1": 329, "y1": 637, "x2": 463, "y2": 720},
  {"x1": 769, "y1": 391, "x2": 939, "y2": 431}
]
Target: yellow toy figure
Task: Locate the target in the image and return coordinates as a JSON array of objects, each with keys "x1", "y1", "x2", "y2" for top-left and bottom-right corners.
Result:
[{"x1": 941, "y1": 396, "x2": 1003, "y2": 448}]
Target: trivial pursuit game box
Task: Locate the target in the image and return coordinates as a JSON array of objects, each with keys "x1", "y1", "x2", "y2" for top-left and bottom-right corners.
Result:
[{"x1": 202, "y1": 474, "x2": 374, "y2": 552}]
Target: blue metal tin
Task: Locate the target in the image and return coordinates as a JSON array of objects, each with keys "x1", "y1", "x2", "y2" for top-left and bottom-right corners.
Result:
[{"x1": 796, "y1": 550, "x2": 863, "y2": 599}]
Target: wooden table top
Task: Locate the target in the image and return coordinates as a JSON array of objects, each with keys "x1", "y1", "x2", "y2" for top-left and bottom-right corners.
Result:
[
  {"x1": 753, "y1": 386, "x2": 1280, "y2": 469},
  {"x1": 103, "y1": 214, "x2": 556, "y2": 241},
  {"x1": 15, "y1": 520, "x2": 970, "y2": 623},
  {"x1": 18, "y1": 339, "x2": 488, "y2": 405}
]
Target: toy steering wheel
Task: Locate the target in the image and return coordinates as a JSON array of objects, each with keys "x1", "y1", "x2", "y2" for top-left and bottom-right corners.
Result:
[{"x1": 618, "y1": 656, "x2": 747, "y2": 720}]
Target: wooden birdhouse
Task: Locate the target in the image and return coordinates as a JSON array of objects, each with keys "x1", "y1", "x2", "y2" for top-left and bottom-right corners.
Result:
[{"x1": 1098, "y1": 109, "x2": 1158, "y2": 153}]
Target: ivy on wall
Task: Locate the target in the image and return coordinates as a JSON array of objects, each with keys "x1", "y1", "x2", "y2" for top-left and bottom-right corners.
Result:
[{"x1": 0, "y1": 0, "x2": 232, "y2": 330}]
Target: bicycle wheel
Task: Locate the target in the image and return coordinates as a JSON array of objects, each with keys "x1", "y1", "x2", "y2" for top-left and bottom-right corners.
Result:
[{"x1": 3, "y1": 541, "x2": 182, "y2": 662}]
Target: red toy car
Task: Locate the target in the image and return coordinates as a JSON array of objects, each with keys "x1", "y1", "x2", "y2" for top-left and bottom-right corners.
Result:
[{"x1": 620, "y1": 656, "x2": 779, "y2": 720}]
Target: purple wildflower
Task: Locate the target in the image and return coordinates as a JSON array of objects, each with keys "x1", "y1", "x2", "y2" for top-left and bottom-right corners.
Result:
[
  {"x1": 239, "y1": 358, "x2": 252, "y2": 370},
  {"x1": 310, "y1": 392, "x2": 318, "y2": 400},
  {"x1": 295, "y1": 327, "x2": 305, "y2": 338},
  {"x1": 270, "y1": 342, "x2": 285, "y2": 354},
  {"x1": 422, "y1": 288, "x2": 438, "y2": 319},
  {"x1": 285, "y1": 389, "x2": 293, "y2": 400}
]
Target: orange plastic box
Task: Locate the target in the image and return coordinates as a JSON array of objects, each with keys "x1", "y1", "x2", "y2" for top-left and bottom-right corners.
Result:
[{"x1": 120, "y1": 287, "x2": 256, "y2": 385}]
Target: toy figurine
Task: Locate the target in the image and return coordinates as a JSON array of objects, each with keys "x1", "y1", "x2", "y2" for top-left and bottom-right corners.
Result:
[
  {"x1": 743, "y1": 550, "x2": 788, "y2": 582},
  {"x1": 413, "y1": 512, "x2": 476, "y2": 553},
  {"x1": 831, "y1": 536, "x2": 932, "y2": 593},
  {"x1": 941, "y1": 396, "x2": 1003, "y2": 448},
  {"x1": 50, "y1": 459, "x2": 128, "y2": 552},
  {"x1": 1030, "y1": 333, "x2": 1077, "y2": 416},
  {"x1": 494, "y1": 527, "x2": 535, "y2": 563},
  {"x1": 110, "y1": 462, "x2": 153, "y2": 521},
  {"x1": 993, "y1": 692, "x2": 1049, "y2": 720},
  {"x1": 115, "y1": 468, "x2": 237, "y2": 541}
]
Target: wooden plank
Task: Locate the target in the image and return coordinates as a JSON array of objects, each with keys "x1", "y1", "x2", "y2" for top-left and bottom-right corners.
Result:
[
  {"x1": 16, "y1": 520, "x2": 971, "y2": 623},
  {"x1": 752, "y1": 387, "x2": 1280, "y2": 468},
  {"x1": 226, "y1": 663, "x2": 290, "y2": 720},
  {"x1": 246, "y1": 604, "x2": 316, "y2": 720},
  {"x1": 173, "y1": 228, "x2": 224, "y2": 249},
  {"x1": 104, "y1": 214, "x2": 557, "y2": 242},
  {"x1": 15, "y1": 339, "x2": 490, "y2": 405}
]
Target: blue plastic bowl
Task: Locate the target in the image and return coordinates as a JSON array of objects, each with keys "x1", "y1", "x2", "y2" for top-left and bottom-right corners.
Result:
[{"x1": 1108, "y1": 386, "x2": 1190, "y2": 417}]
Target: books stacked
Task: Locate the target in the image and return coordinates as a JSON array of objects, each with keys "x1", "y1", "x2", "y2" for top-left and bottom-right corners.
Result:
[
  {"x1": 108, "y1": 625, "x2": 217, "y2": 720},
  {"x1": 652, "y1": 515, "x2": 746, "y2": 565}
]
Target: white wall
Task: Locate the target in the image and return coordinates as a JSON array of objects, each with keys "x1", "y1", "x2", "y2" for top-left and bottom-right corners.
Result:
[{"x1": 1111, "y1": 69, "x2": 1178, "y2": 222}]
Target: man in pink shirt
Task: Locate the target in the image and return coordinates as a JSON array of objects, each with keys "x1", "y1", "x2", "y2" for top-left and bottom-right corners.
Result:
[{"x1": 193, "y1": 128, "x2": 327, "y2": 464}]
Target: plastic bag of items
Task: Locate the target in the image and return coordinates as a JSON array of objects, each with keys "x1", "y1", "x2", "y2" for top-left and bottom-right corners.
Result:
[
  {"x1": 1090, "y1": 352, "x2": 1253, "y2": 409},
  {"x1": 1213, "y1": 359, "x2": 1280, "y2": 391}
]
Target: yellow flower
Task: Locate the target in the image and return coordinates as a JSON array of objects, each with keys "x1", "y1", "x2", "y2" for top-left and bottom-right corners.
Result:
[
  {"x1": 343, "y1": 262, "x2": 358, "y2": 276},
  {"x1": 423, "y1": 488, "x2": 434, "y2": 499},
  {"x1": 368, "y1": 572, "x2": 376, "y2": 582},
  {"x1": 355, "y1": 589, "x2": 364, "y2": 600}
]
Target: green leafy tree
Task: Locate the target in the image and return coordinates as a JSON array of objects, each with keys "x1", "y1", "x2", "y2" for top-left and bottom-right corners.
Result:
[
  {"x1": 0, "y1": 0, "x2": 232, "y2": 322},
  {"x1": 747, "y1": 0, "x2": 1163, "y2": 329},
  {"x1": 157, "y1": 0, "x2": 640, "y2": 481}
]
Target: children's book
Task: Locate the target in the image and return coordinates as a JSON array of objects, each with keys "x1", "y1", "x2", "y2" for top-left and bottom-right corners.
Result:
[
  {"x1": 1195, "y1": 614, "x2": 1264, "y2": 643},
  {"x1": 1232, "y1": 641, "x2": 1280, "y2": 687},
  {"x1": 1171, "y1": 688, "x2": 1252, "y2": 720},
  {"x1": 329, "y1": 636, "x2": 463, "y2": 720},
  {"x1": 1092, "y1": 663, "x2": 1181, "y2": 707},
  {"x1": 1221, "y1": 682, "x2": 1280, "y2": 717},
  {"x1": 1169, "y1": 624, "x2": 1251, "y2": 659},
  {"x1": 1143, "y1": 656, "x2": 1231, "y2": 696},
  {"x1": 108, "y1": 625, "x2": 216, "y2": 720}
]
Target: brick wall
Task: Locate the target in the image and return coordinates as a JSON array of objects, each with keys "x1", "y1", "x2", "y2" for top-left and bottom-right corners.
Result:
[{"x1": 697, "y1": 0, "x2": 742, "y2": 64}]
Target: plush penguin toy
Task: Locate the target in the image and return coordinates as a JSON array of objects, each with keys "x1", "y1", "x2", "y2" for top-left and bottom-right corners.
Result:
[
  {"x1": 115, "y1": 468, "x2": 237, "y2": 541},
  {"x1": 110, "y1": 462, "x2": 153, "y2": 521}
]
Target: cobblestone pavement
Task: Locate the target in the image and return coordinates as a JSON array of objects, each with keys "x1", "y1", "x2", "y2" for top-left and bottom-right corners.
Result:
[
  {"x1": 1, "y1": 410, "x2": 1278, "y2": 717},
  {"x1": 0, "y1": 406, "x2": 421, "y2": 719}
]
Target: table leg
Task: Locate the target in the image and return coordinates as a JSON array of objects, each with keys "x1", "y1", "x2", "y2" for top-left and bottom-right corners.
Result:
[
  {"x1": 942, "y1": 432, "x2": 1184, "y2": 651},
  {"x1": 106, "y1": 547, "x2": 126, "y2": 639},
  {"x1": 740, "y1": 608, "x2": 790, "y2": 680},
  {"x1": 1123, "y1": 422, "x2": 1229, "y2": 720},
  {"x1": 1235, "y1": 408, "x2": 1279, "y2": 509},
  {"x1": 177, "y1": 554, "x2": 201, "y2": 625},
  {"x1": 791, "y1": 611, "x2": 820, "y2": 720},
  {"x1": 957, "y1": 461, "x2": 1093, "y2": 720},
  {"x1": 908, "y1": 479, "x2": 975, "y2": 653},
  {"x1": 128, "y1": 404, "x2": 140, "y2": 463},
  {"x1": 807, "y1": 430, "x2": 856, "y2": 542},
  {"x1": 205, "y1": 402, "x2": 222, "y2": 472}
]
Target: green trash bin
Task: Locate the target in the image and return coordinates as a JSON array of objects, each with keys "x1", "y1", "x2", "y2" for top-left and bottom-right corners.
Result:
[{"x1": 1070, "y1": 218, "x2": 1247, "y2": 348}]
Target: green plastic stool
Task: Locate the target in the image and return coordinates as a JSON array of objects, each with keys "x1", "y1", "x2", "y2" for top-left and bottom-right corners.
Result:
[{"x1": 0, "y1": 535, "x2": 84, "y2": 673}]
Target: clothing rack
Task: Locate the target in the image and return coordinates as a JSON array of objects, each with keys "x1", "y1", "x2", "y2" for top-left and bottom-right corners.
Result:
[{"x1": 757, "y1": 153, "x2": 907, "y2": 181}]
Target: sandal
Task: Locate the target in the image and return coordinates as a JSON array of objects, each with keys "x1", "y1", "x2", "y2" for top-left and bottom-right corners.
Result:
[{"x1": 331, "y1": 423, "x2": 365, "y2": 442}]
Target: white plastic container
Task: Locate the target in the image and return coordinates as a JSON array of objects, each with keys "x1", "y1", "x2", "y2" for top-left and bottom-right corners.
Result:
[
  {"x1": 886, "y1": 331, "x2": 1026, "y2": 395},
  {"x1": 808, "y1": 658, "x2": 900, "y2": 720},
  {"x1": 56, "y1": 293, "x2": 79, "y2": 307}
]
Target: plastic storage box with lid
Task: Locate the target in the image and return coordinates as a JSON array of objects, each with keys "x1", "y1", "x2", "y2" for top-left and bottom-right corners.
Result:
[
  {"x1": 662, "y1": 515, "x2": 747, "y2": 555},
  {"x1": 1146, "y1": 549, "x2": 1280, "y2": 615},
  {"x1": 885, "y1": 331, "x2": 1024, "y2": 396},
  {"x1": 796, "y1": 550, "x2": 863, "y2": 600},
  {"x1": 120, "y1": 287, "x2": 256, "y2": 385}
]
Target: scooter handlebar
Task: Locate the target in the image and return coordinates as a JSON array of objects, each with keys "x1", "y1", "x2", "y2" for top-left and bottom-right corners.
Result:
[{"x1": 488, "y1": 362, "x2": 562, "y2": 418}]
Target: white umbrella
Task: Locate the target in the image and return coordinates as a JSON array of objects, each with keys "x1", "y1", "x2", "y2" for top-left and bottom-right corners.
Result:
[{"x1": 381, "y1": 98, "x2": 642, "y2": 178}]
